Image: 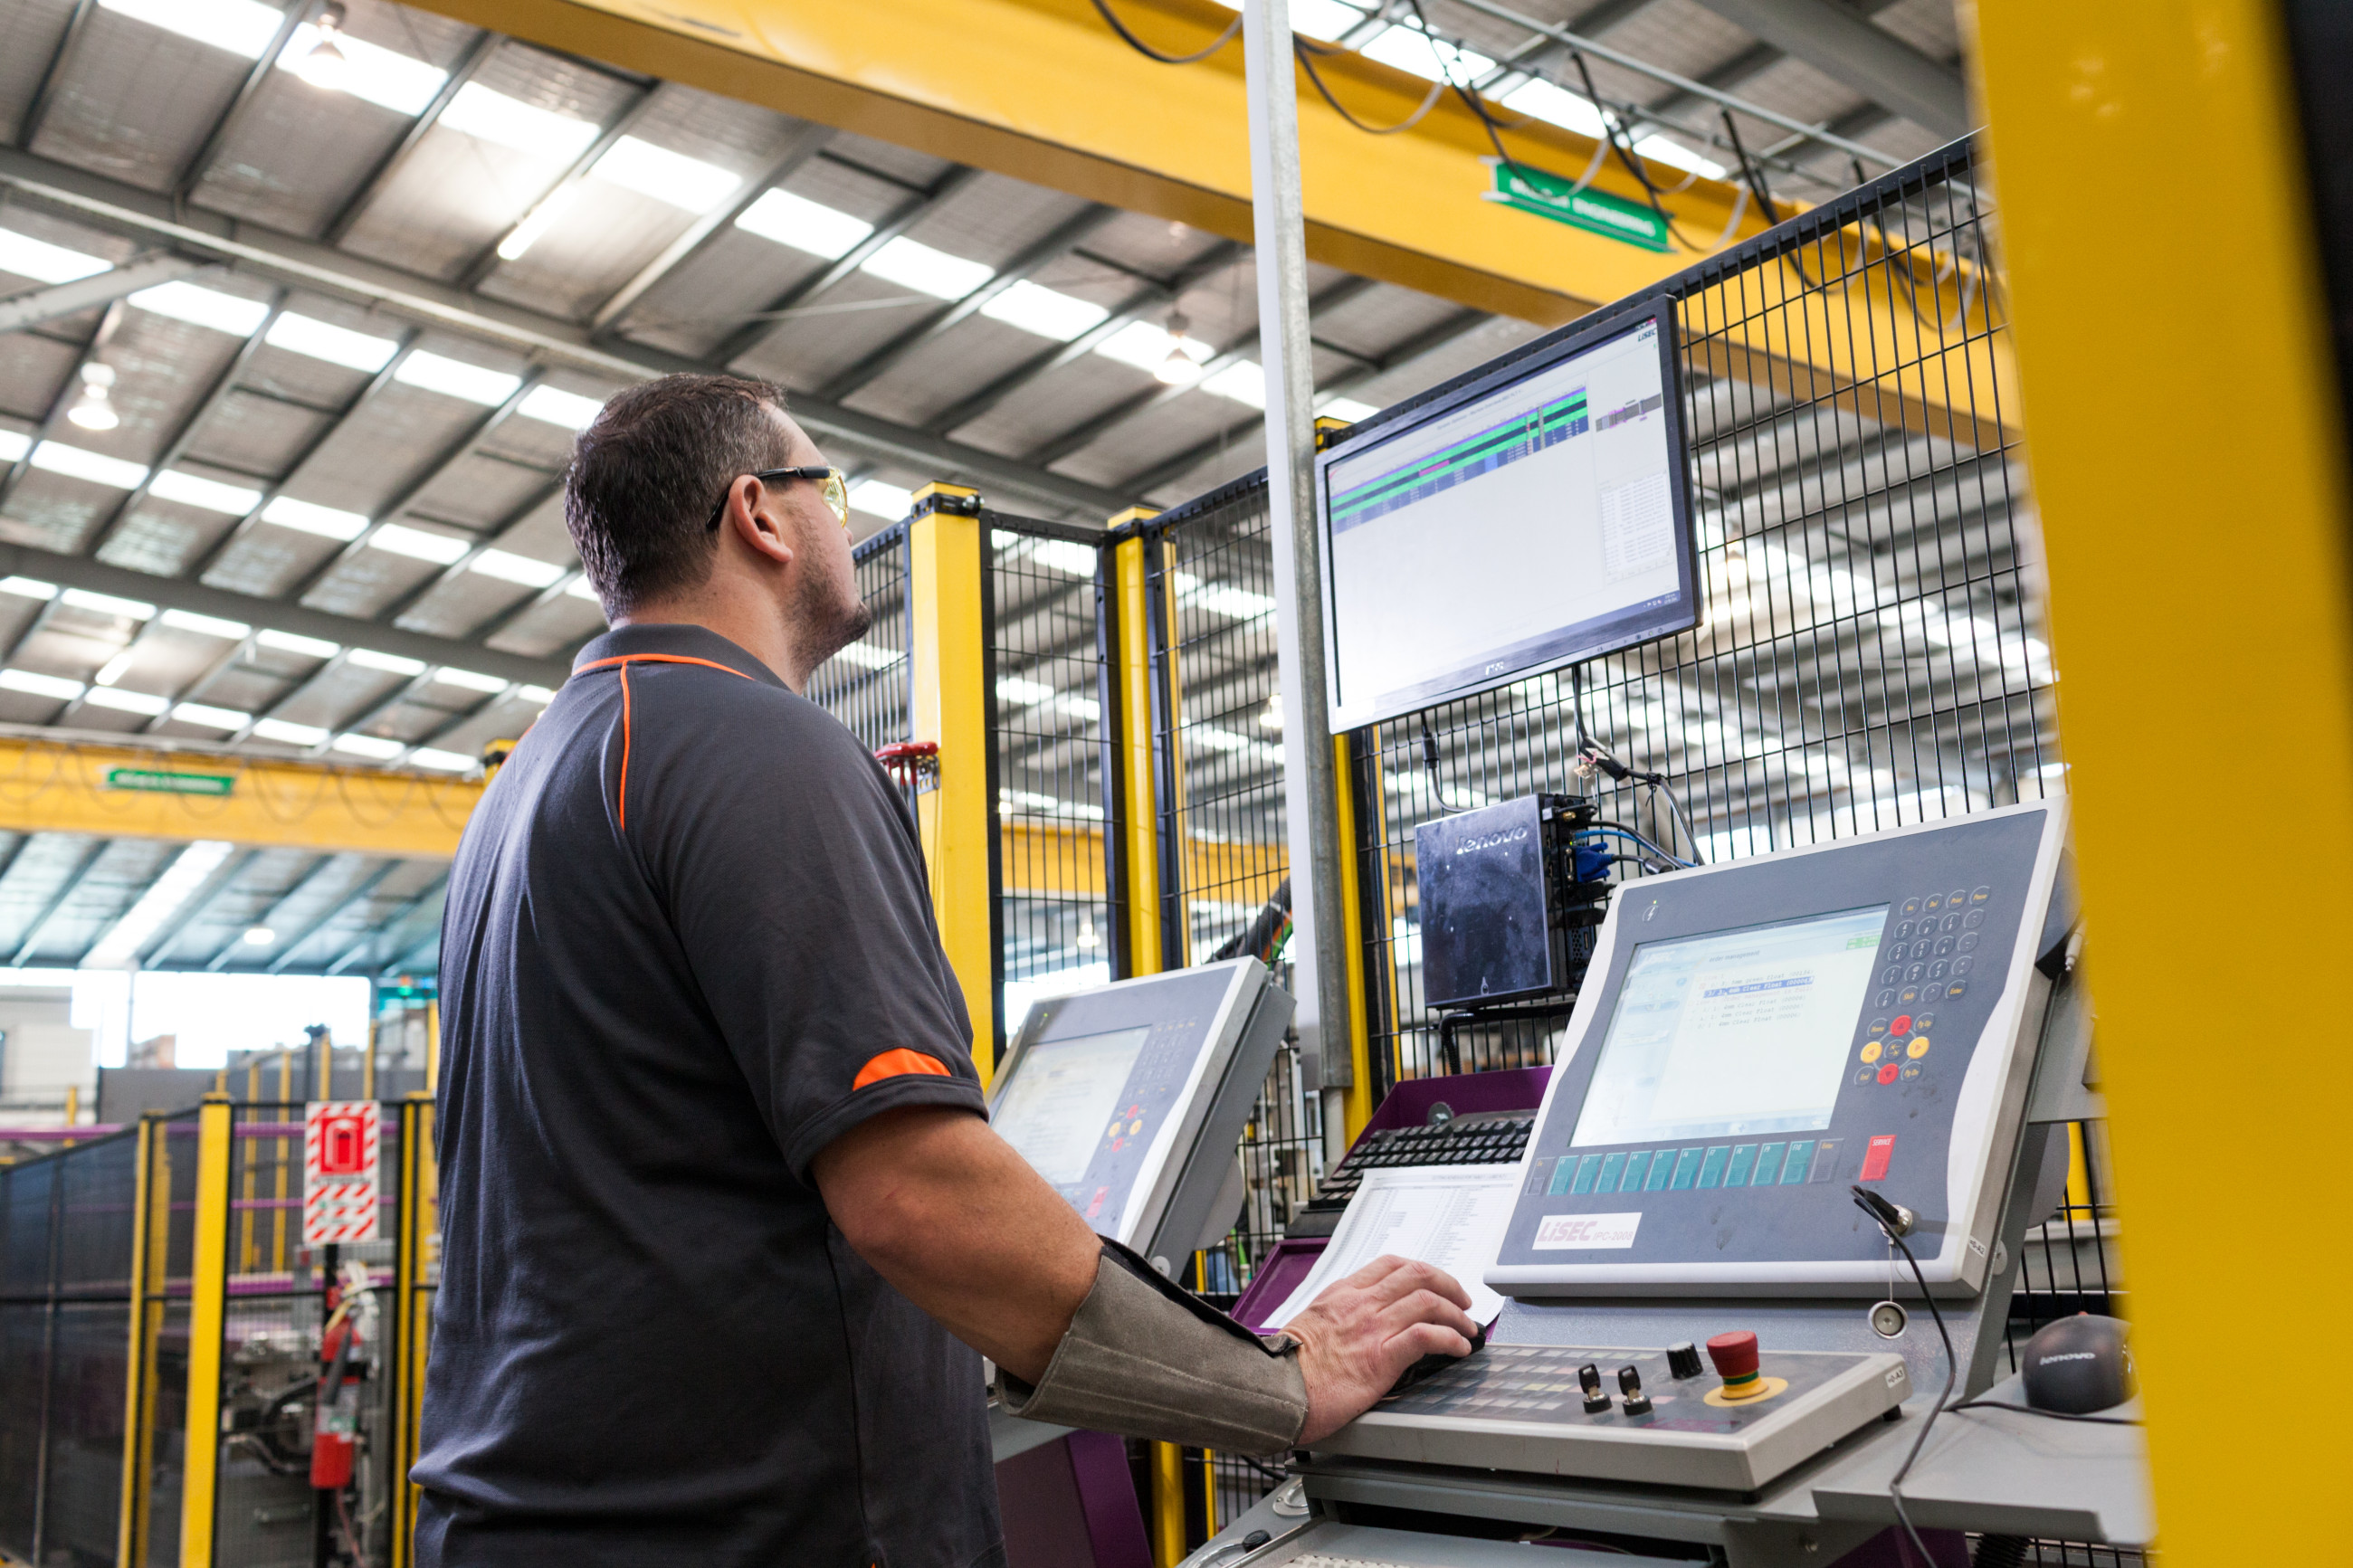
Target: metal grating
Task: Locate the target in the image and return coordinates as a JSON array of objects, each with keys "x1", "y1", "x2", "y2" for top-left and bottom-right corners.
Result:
[{"x1": 805, "y1": 523, "x2": 917, "y2": 755}]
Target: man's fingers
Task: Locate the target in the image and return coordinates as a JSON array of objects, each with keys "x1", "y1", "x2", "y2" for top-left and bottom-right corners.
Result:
[
  {"x1": 1342, "y1": 1255, "x2": 1473, "y2": 1311},
  {"x1": 1375, "y1": 1288, "x2": 1479, "y2": 1345},
  {"x1": 1386, "y1": 1319, "x2": 1475, "y2": 1364}
]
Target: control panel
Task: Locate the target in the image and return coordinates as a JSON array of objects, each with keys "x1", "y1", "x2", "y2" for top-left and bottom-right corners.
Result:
[
  {"x1": 1288, "y1": 1111, "x2": 1534, "y2": 1239},
  {"x1": 1313, "y1": 1335, "x2": 1910, "y2": 1492}
]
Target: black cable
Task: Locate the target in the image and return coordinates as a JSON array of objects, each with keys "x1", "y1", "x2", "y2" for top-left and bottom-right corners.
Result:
[
  {"x1": 1561, "y1": 50, "x2": 1704, "y2": 252},
  {"x1": 1419, "y1": 717, "x2": 1474, "y2": 813},
  {"x1": 1589, "y1": 820, "x2": 1690, "y2": 869},
  {"x1": 1720, "y1": 108, "x2": 1828, "y2": 292},
  {"x1": 1087, "y1": 0, "x2": 1241, "y2": 64},
  {"x1": 1946, "y1": 1399, "x2": 2141, "y2": 1427},
  {"x1": 1851, "y1": 1186, "x2": 1952, "y2": 1568},
  {"x1": 1292, "y1": 39, "x2": 1450, "y2": 135}
]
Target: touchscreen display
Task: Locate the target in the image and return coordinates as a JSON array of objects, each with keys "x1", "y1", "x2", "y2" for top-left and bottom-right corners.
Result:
[{"x1": 989, "y1": 1026, "x2": 1150, "y2": 1186}]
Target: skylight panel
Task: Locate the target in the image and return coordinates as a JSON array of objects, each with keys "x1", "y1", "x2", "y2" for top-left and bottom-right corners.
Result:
[
  {"x1": 268, "y1": 313, "x2": 399, "y2": 373},
  {"x1": 0, "y1": 228, "x2": 110, "y2": 285},
  {"x1": 996, "y1": 677, "x2": 1056, "y2": 706},
  {"x1": 30, "y1": 442, "x2": 148, "y2": 491},
  {"x1": 519, "y1": 385, "x2": 604, "y2": 430},
  {"x1": 565, "y1": 577, "x2": 600, "y2": 600},
  {"x1": 171, "y1": 702, "x2": 250, "y2": 730},
  {"x1": 1320, "y1": 396, "x2": 1380, "y2": 422},
  {"x1": 979, "y1": 280, "x2": 1110, "y2": 342},
  {"x1": 0, "y1": 577, "x2": 56, "y2": 600},
  {"x1": 433, "y1": 668, "x2": 510, "y2": 694},
  {"x1": 160, "y1": 609, "x2": 250, "y2": 639},
  {"x1": 1026, "y1": 539, "x2": 1101, "y2": 576},
  {"x1": 848, "y1": 479, "x2": 913, "y2": 520},
  {"x1": 1634, "y1": 134, "x2": 1726, "y2": 179},
  {"x1": 734, "y1": 189, "x2": 873, "y2": 259},
  {"x1": 1360, "y1": 23, "x2": 1493, "y2": 82},
  {"x1": 0, "y1": 432, "x2": 31, "y2": 464},
  {"x1": 348, "y1": 648, "x2": 427, "y2": 675},
  {"x1": 518, "y1": 685, "x2": 557, "y2": 703},
  {"x1": 439, "y1": 83, "x2": 600, "y2": 161},
  {"x1": 128, "y1": 280, "x2": 272, "y2": 336},
  {"x1": 395, "y1": 350, "x2": 521, "y2": 405},
  {"x1": 262, "y1": 496, "x2": 369, "y2": 540},
  {"x1": 252, "y1": 717, "x2": 329, "y2": 745},
  {"x1": 409, "y1": 748, "x2": 475, "y2": 772},
  {"x1": 1187, "y1": 582, "x2": 1278, "y2": 619},
  {"x1": 470, "y1": 549, "x2": 566, "y2": 588},
  {"x1": 1500, "y1": 78, "x2": 1608, "y2": 138},
  {"x1": 332, "y1": 733, "x2": 407, "y2": 760},
  {"x1": 495, "y1": 185, "x2": 580, "y2": 261},
  {"x1": 1288, "y1": 0, "x2": 1367, "y2": 41},
  {"x1": 0, "y1": 670, "x2": 84, "y2": 702},
  {"x1": 275, "y1": 23, "x2": 447, "y2": 115},
  {"x1": 591, "y1": 137, "x2": 742, "y2": 213},
  {"x1": 1096, "y1": 320, "x2": 1212, "y2": 379},
  {"x1": 98, "y1": 0, "x2": 281, "y2": 60},
  {"x1": 368, "y1": 524, "x2": 471, "y2": 565},
  {"x1": 833, "y1": 642, "x2": 905, "y2": 670},
  {"x1": 83, "y1": 685, "x2": 169, "y2": 716},
  {"x1": 861, "y1": 237, "x2": 995, "y2": 301},
  {"x1": 256, "y1": 630, "x2": 340, "y2": 660},
  {"x1": 61, "y1": 588, "x2": 155, "y2": 620},
  {"x1": 148, "y1": 470, "x2": 262, "y2": 516},
  {"x1": 1200, "y1": 360, "x2": 1267, "y2": 409}
]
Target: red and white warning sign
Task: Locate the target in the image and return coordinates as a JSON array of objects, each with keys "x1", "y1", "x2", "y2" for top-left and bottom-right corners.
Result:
[{"x1": 303, "y1": 1101, "x2": 381, "y2": 1245}]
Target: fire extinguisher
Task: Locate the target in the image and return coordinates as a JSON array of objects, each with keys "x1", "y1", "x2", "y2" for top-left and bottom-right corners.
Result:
[{"x1": 311, "y1": 1276, "x2": 363, "y2": 1490}]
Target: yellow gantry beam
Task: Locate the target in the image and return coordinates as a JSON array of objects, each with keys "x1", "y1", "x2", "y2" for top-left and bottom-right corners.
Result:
[
  {"x1": 1969, "y1": 2, "x2": 2351, "y2": 1561},
  {"x1": 0, "y1": 736, "x2": 481, "y2": 858}
]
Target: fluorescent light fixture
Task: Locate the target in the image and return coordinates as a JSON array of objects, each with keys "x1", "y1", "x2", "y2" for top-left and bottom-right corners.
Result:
[
  {"x1": 847, "y1": 479, "x2": 913, "y2": 520},
  {"x1": 275, "y1": 22, "x2": 446, "y2": 115},
  {"x1": 0, "y1": 431, "x2": 28, "y2": 463},
  {"x1": 332, "y1": 733, "x2": 406, "y2": 760},
  {"x1": 832, "y1": 642, "x2": 904, "y2": 671},
  {"x1": 267, "y1": 312, "x2": 399, "y2": 373},
  {"x1": 83, "y1": 686, "x2": 169, "y2": 716},
  {"x1": 1499, "y1": 77, "x2": 1608, "y2": 138},
  {"x1": 1186, "y1": 582, "x2": 1277, "y2": 620},
  {"x1": 0, "y1": 577, "x2": 57, "y2": 601},
  {"x1": 81, "y1": 839, "x2": 236, "y2": 970},
  {"x1": 1360, "y1": 23, "x2": 1493, "y2": 81},
  {"x1": 591, "y1": 137, "x2": 742, "y2": 213},
  {"x1": 440, "y1": 82, "x2": 600, "y2": 160},
  {"x1": 262, "y1": 495, "x2": 369, "y2": 540},
  {"x1": 978, "y1": 280, "x2": 1110, "y2": 342},
  {"x1": 160, "y1": 609, "x2": 250, "y2": 640},
  {"x1": 148, "y1": 469, "x2": 263, "y2": 516},
  {"x1": 348, "y1": 648, "x2": 427, "y2": 676},
  {"x1": 1319, "y1": 396, "x2": 1379, "y2": 422},
  {"x1": 94, "y1": 648, "x2": 136, "y2": 686},
  {"x1": 30, "y1": 442, "x2": 148, "y2": 491},
  {"x1": 518, "y1": 385, "x2": 604, "y2": 431},
  {"x1": 0, "y1": 669, "x2": 84, "y2": 701},
  {"x1": 0, "y1": 227, "x2": 110, "y2": 285},
  {"x1": 97, "y1": 0, "x2": 281, "y2": 59},
  {"x1": 433, "y1": 667, "x2": 510, "y2": 694},
  {"x1": 1200, "y1": 359, "x2": 1267, "y2": 409},
  {"x1": 60, "y1": 587, "x2": 154, "y2": 620},
  {"x1": 368, "y1": 523, "x2": 471, "y2": 565},
  {"x1": 1634, "y1": 134, "x2": 1726, "y2": 180},
  {"x1": 469, "y1": 549, "x2": 565, "y2": 588},
  {"x1": 1026, "y1": 538, "x2": 1100, "y2": 577},
  {"x1": 256, "y1": 629, "x2": 340, "y2": 659},
  {"x1": 996, "y1": 676, "x2": 1056, "y2": 706},
  {"x1": 408, "y1": 747, "x2": 474, "y2": 772},
  {"x1": 1288, "y1": 0, "x2": 1366, "y2": 41},
  {"x1": 252, "y1": 717, "x2": 329, "y2": 745},
  {"x1": 1097, "y1": 320, "x2": 1211, "y2": 376},
  {"x1": 396, "y1": 351, "x2": 522, "y2": 405},
  {"x1": 734, "y1": 188, "x2": 873, "y2": 259},
  {"x1": 517, "y1": 685, "x2": 557, "y2": 704},
  {"x1": 861, "y1": 237, "x2": 994, "y2": 301},
  {"x1": 171, "y1": 702, "x2": 250, "y2": 729},
  {"x1": 129, "y1": 280, "x2": 271, "y2": 337},
  {"x1": 495, "y1": 183, "x2": 581, "y2": 262}
]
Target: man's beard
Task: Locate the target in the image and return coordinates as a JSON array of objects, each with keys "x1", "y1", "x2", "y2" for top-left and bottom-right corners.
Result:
[{"x1": 791, "y1": 552, "x2": 874, "y2": 674}]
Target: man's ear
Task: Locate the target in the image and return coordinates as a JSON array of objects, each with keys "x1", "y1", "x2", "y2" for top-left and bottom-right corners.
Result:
[{"x1": 725, "y1": 479, "x2": 798, "y2": 568}]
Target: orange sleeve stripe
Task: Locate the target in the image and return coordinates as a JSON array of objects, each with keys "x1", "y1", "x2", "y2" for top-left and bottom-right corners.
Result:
[{"x1": 852, "y1": 1050, "x2": 954, "y2": 1090}]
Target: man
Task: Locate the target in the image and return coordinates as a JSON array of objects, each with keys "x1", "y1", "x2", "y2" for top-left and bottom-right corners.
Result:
[{"x1": 416, "y1": 374, "x2": 1477, "y2": 1567}]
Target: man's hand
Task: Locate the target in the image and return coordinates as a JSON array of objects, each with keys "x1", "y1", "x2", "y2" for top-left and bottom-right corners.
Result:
[{"x1": 1282, "y1": 1256, "x2": 1480, "y2": 1444}]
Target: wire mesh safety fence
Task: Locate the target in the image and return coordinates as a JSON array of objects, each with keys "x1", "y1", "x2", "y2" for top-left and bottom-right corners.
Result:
[{"x1": 807, "y1": 523, "x2": 917, "y2": 757}]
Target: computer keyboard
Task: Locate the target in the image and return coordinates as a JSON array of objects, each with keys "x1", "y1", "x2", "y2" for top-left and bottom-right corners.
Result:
[{"x1": 1287, "y1": 1112, "x2": 1534, "y2": 1238}]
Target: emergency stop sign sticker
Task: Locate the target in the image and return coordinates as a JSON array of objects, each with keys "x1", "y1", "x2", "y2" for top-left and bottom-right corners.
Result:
[{"x1": 303, "y1": 1101, "x2": 381, "y2": 1244}]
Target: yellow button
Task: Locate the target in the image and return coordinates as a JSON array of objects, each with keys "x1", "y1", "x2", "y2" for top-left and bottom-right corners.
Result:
[
  {"x1": 1907, "y1": 1037, "x2": 1930, "y2": 1060},
  {"x1": 1129, "y1": 1118, "x2": 1144, "y2": 1135},
  {"x1": 1860, "y1": 1041, "x2": 1882, "y2": 1063}
]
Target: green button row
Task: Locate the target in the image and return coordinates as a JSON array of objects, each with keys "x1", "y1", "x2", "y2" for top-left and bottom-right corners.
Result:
[{"x1": 1553, "y1": 1139, "x2": 1844, "y2": 1194}]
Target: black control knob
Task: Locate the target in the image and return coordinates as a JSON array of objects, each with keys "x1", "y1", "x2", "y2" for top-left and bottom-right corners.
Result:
[
  {"x1": 1617, "y1": 1364, "x2": 1653, "y2": 1416},
  {"x1": 1577, "y1": 1361, "x2": 1611, "y2": 1413},
  {"x1": 1666, "y1": 1342, "x2": 1703, "y2": 1380}
]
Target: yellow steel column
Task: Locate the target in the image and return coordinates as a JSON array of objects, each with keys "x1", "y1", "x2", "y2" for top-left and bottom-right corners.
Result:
[
  {"x1": 1330, "y1": 736, "x2": 1377, "y2": 1142},
  {"x1": 391, "y1": 1092, "x2": 434, "y2": 1568},
  {"x1": 177, "y1": 1096, "x2": 234, "y2": 1568},
  {"x1": 908, "y1": 483, "x2": 998, "y2": 1083},
  {"x1": 1969, "y1": 4, "x2": 2350, "y2": 1561},
  {"x1": 116, "y1": 1115, "x2": 160, "y2": 1568},
  {"x1": 1110, "y1": 523, "x2": 1163, "y2": 979}
]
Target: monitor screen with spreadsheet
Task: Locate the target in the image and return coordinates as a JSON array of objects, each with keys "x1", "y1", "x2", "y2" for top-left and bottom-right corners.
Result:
[{"x1": 1315, "y1": 299, "x2": 1696, "y2": 730}]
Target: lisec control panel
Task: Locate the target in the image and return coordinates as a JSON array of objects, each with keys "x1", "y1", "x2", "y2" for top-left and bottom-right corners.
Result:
[{"x1": 1488, "y1": 801, "x2": 2068, "y2": 1296}]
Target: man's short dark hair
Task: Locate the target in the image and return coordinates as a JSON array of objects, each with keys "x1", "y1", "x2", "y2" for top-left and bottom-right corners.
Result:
[{"x1": 565, "y1": 375, "x2": 792, "y2": 613}]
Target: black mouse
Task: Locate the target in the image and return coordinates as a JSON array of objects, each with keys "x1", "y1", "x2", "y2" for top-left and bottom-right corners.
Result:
[{"x1": 1388, "y1": 1322, "x2": 1487, "y2": 1394}]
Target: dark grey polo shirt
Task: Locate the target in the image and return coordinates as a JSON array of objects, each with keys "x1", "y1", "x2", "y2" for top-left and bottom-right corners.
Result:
[{"x1": 416, "y1": 622, "x2": 997, "y2": 1568}]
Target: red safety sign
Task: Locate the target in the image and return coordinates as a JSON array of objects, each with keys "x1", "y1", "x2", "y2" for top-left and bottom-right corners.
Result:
[{"x1": 303, "y1": 1101, "x2": 381, "y2": 1245}]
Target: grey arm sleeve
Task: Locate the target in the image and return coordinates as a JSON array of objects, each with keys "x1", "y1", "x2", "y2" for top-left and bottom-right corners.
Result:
[{"x1": 998, "y1": 1243, "x2": 1308, "y2": 1457}]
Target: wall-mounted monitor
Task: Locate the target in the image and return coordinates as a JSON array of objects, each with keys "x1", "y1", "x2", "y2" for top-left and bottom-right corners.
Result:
[{"x1": 1315, "y1": 299, "x2": 1698, "y2": 731}]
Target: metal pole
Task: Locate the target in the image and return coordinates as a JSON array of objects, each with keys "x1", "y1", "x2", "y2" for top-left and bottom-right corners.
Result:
[{"x1": 1243, "y1": 0, "x2": 1354, "y2": 1162}]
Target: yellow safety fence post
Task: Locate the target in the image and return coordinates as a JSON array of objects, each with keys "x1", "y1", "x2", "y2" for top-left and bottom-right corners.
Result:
[
  {"x1": 1109, "y1": 512, "x2": 1164, "y2": 984},
  {"x1": 391, "y1": 1092, "x2": 436, "y2": 1568},
  {"x1": 1969, "y1": 2, "x2": 2353, "y2": 1561},
  {"x1": 116, "y1": 1113, "x2": 165, "y2": 1568},
  {"x1": 1331, "y1": 733, "x2": 1377, "y2": 1143},
  {"x1": 177, "y1": 1095, "x2": 233, "y2": 1568},
  {"x1": 908, "y1": 483, "x2": 999, "y2": 1084}
]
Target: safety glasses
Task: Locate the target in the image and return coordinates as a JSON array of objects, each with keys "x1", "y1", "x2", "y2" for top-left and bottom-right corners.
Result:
[{"x1": 707, "y1": 466, "x2": 850, "y2": 533}]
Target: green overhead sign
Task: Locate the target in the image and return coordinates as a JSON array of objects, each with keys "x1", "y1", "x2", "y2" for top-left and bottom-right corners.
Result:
[
  {"x1": 1482, "y1": 159, "x2": 1672, "y2": 252},
  {"x1": 105, "y1": 767, "x2": 235, "y2": 797}
]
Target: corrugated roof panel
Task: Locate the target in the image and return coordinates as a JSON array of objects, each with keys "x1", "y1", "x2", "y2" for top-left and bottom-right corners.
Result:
[
  {"x1": 0, "y1": 331, "x2": 82, "y2": 423},
  {"x1": 614, "y1": 228, "x2": 828, "y2": 359},
  {"x1": 99, "y1": 492, "x2": 243, "y2": 577},
  {"x1": 188, "y1": 387, "x2": 333, "y2": 480},
  {"x1": 2, "y1": 470, "x2": 119, "y2": 556},
  {"x1": 0, "y1": 0, "x2": 77, "y2": 137},
  {"x1": 31, "y1": 7, "x2": 251, "y2": 193}
]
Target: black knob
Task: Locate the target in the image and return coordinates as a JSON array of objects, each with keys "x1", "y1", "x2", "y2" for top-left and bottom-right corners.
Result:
[
  {"x1": 1618, "y1": 1364, "x2": 1653, "y2": 1416},
  {"x1": 1577, "y1": 1361, "x2": 1611, "y2": 1412},
  {"x1": 1666, "y1": 1342, "x2": 1703, "y2": 1380}
]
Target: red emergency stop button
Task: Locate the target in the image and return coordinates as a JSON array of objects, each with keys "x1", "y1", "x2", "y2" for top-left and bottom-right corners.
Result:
[{"x1": 1707, "y1": 1331, "x2": 1767, "y2": 1400}]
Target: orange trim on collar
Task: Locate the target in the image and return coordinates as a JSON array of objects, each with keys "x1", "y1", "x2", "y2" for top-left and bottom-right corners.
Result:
[
  {"x1": 852, "y1": 1050, "x2": 954, "y2": 1091},
  {"x1": 573, "y1": 653, "x2": 757, "y2": 832},
  {"x1": 573, "y1": 653, "x2": 758, "y2": 680}
]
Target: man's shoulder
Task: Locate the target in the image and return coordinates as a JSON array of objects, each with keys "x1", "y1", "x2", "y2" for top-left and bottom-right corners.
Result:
[{"x1": 626, "y1": 661, "x2": 877, "y2": 773}]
